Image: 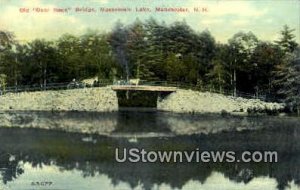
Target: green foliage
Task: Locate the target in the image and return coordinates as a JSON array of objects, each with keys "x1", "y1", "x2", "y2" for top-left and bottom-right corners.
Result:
[
  {"x1": 109, "y1": 21, "x2": 130, "y2": 80},
  {"x1": 57, "y1": 32, "x2": 118, "y2": 82},
  {"x1": 126, "y1": 19, "x2": 154, "y2": 80},
  {"x1": 276, "y1": 48, "x2": 300, "y2": 113},
  {"x1": 0, "y1": 48, "x2": 21, "y2": 86},
  {"x1": 0, "y1": 22, "x2": 299, "y2": 113},
  {"x1": 250, "y1": 42, "x2": 282, "y2": 95},
  {"x1": 275, "y1": 25, "x2": 298, "y2": 53},
  {"x1": 272, "y1": 25, "x2": 299, "y2": 103},
  {"x1": 206, "y1": 44, "x2": 231, "y2": 93},
  {"x1": 0, "y1": 30, "x2": 120, "y2": 86},
  {"x1": 165, "y1": 53, "x2": 185, "y2": 82},
  {"x1": 0, "y1": 74, "x2": 7, "y2": 91},
  {"x1": 228, "y1": 32, "x2": 259, "y2": 94},
  {"x1": 0, "y1": 31, "x2": 14, "y2": 52}
]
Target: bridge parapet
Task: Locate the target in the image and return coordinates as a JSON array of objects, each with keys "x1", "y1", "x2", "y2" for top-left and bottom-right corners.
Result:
[{"x1": 111, "y1": 85, "x2": 177, "y2": 92}]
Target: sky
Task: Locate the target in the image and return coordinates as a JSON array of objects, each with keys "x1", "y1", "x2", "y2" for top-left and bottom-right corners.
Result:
[{"x1": 0, "y1": 0, "x2": 299, "y2": 43}]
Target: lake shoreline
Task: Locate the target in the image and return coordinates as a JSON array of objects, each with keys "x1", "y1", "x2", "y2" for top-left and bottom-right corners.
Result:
[{"x1": 0, "y1": 110, "x2": 298, "y2": 137}]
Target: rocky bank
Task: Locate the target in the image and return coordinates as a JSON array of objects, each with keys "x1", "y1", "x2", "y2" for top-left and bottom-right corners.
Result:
[
  {"x1": 0, "y1": 87, "x2": 284, "y2": 114},
  {"x1": 0, "y1": 87, "x2": 118, "y2": 112},
  {"x1": 157, "y1": 89, "x2": 284, "y2": 114}
]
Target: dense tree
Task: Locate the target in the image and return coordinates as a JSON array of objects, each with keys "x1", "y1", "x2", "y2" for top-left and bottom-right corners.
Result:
[
  {"x1": 57, "y1": 34, "x2": 83, "y2": 81},
  {"x1": 165, "y1": 21, "x2": 197, "y2": 55},
  {"x1": 197, "y1": 30, "x2": 216, "y2": 82},
  {"x1": 143, "y1": 18, "x2": 167, "y2": 80},
  {"x1": 80, "y1": 31, "x2": 118, "y2": 80},
  {"x1": 109, "y1": 21, "x2": 130, "y2": 81},
  {"x1": 275, "y1": 25, "x2": 298, "y2": 53},
  {"x1": 0, "y1": 30, "x2": 15, "y2": 91},
  {"x1": 0, "y1": 31, "x2": 14, "y2": 52},
  {"x1": 23, "y1": 39, "x2": 60, "y2": 87},
  {"x1": 1, "y1": 47, "x2": 21, "y2": 86},
  {"x1": 165, "y1": 52, "x2": 185, "y2": 82},
  {"x1": 250, "y1": 42, "x2": 282, "y2": 97},
  {"x1": 228, "y1": 32, "x2": 258, "y2": 95},
  {"x1": 0, "y1": 21, "x2": 299, "y2": 113},
  {"x1": 126, "y1": 19, "x2": 154, "y2": 80},
  {"x1": 182, "y1": 53, "x2": 199, "y2": 84},
  {"x1": 206, "y1": 44, "x2": 231, "y2": 93},
  {"x1": 277, "y1": 47, "x2": 300, "y2": 114},
  {"x1": 272, "y1": 25, "x2": 299, "y2": 101}
]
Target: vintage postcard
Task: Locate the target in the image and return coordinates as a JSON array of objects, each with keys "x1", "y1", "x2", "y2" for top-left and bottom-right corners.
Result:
[{"x1": 0, "y1": 0, "x2": 299, "y2": 190}]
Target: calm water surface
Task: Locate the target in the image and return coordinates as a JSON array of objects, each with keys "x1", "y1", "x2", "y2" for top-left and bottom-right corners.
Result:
[{"x1": 0, "y1": 110, "x2": 299, "y2": 190}]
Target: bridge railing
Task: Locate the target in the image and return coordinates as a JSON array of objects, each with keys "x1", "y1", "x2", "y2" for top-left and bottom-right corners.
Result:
[
  {"x1": 1, "y1": 80, "x2": 113, "y2": 95},
  {"x1": 1, "y1": 79, "x2": 268, "y2": 101},
  {"x1": 138, "y1": 80, "x2": 269, "y2": 101}
]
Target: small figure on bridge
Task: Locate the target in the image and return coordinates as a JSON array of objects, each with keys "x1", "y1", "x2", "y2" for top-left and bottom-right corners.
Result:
[{"x1": 129, "y1": 79, "x2": 140, "y2": 86}]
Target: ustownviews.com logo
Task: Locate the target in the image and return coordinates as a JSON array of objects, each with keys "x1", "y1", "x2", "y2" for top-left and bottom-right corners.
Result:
[{"x1": 115, "y1": 148, "x2": 278, "y2": 163}]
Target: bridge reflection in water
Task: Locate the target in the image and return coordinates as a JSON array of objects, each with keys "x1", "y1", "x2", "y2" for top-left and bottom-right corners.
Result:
[{"x1": 0, "y1": 111, "x2": 299, "y2": 190}]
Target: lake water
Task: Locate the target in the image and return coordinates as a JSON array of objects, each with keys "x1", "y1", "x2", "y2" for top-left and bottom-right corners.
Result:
[{"x1": 0, "y1": 110, "x2": 299, "y2": 190}]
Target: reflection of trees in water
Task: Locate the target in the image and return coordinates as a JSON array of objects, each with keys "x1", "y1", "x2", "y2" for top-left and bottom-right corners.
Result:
[
  {"x1": 0, "y1": 153, "x2": 24, "y2": 184},
  {"x1": 0, "y1": 111, "x2": 118, "y2": 135},
  {"x1": 0, "y1": 120, "x2": 299, "y2": 190}
]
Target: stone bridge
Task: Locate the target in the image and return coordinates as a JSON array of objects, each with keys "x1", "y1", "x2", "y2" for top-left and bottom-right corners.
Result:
[{"x1": 111, "y1": 85, "x2": 177, "y2": 107}]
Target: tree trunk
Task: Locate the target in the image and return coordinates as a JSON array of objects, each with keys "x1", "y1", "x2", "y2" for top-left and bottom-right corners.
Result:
[
  {"x1": 14, "y1": 80, "x2": 18, "y2": 92},
  {"x1": 218, "y1": 72, "x2": 222, "y2": 93},
  {"x1": 43, "y1": 67, "x2": 47, "y2": 90},
  {"x1": 137, "y1": 59, "x2": 140, "y2": 79},
  {"x1": 125, "y1": 64, "x2": 129, "y2": 82},
  {"x1": 233, "y1": 68, "x2": 237, "y2": 97}
]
